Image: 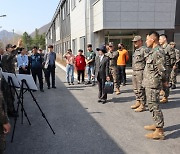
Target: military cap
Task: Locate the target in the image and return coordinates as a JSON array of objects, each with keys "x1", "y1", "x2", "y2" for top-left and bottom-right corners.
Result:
[
  {"x1": 6, "y1": 44, "x2": 16, "y2": 49},
  {"x1": 132, "y1": 35, "x2": 142, "y2": 42},
  {"x1": 169, "y1": 42, "x2": 176, "y2": 45},
  {"x1": 108, "y1": 42, "x2": 114, "y2": 47}
]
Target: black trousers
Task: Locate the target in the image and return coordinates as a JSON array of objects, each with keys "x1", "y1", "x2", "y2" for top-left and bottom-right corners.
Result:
[
  {"x1": 19, "y1": 67, "x2": 30, "y2": 74},
  {"x1": 45, "y1": 65, "x2": 55, "y2": 87},
  {"x1": 117, "y1": 65, "x2": 126, "y2": 85},
  {"x1": 31, "y1": 68, "x2": 43, "y2": 90},
  {"x1": 97, "y1": 75, "x2": 107, "y2": 100},
  {"x1": 77, "y1": 70, "x2": 85, "y2": 82}
]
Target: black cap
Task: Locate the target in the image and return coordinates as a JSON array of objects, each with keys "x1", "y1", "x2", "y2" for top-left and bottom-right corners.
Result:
[{"x1": 96, "y1": 44, "x2": 106, "y2": 53}]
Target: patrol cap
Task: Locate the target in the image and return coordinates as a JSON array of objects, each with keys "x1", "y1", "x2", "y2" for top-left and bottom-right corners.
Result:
[
  {"x1": 6, "y1": 44, "x2": 16, "y2": 49},
  {"x1": 96, "y1": 44, "x2": 106, "y2": 53},
  {"x1": 169, "y1": 42, "x2": 176, "y2": 45},
  {"x1": 108, "y1": 42, "x2": 114, "y2": 47},
  {"x1": 132, "y1": 35, "x2": 142, "y2": 42}
]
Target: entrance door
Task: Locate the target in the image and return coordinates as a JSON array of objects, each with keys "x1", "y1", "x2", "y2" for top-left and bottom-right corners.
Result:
[{"x1": 105, "y1": 36, "x2": 134, "y2": 66}]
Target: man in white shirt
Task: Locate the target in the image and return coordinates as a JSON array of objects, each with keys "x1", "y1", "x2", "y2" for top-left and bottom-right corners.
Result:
[{"x1": 17, "y1": 48, "x2": 29, "y2": 74}]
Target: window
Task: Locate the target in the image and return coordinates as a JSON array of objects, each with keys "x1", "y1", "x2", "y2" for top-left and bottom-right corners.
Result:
[
  {"x1": 71, "y1": 0, "x2": 76, "y2": 10},
  {"x1": 80, "y1": 36, "x2": 85, "y2": 53},
  {"x1": 72, "y1": 39, "x2": 77, "y2": 54},
  {"x1": 66, "y1": 0, "x2": 70, "y2": 15},
  {"x1": 62, "y1": 6, "x2": 65, "y2": 20}
]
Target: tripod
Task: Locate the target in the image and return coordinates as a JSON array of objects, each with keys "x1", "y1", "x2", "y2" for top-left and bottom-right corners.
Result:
[
  {"x1": 7, "y1": 76, "x2": 31, "y2": 142},
  {"x1": 19, "y1": 79, "x2": 55, "y2": 134}
]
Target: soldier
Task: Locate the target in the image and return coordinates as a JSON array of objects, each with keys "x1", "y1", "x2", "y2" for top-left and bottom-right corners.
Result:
[
  {"x1": 131, "y1": 36, "x2": 147, "y2": 112},
  {"x1": 105, "y1": 42, "x2": 120, "y2": 95},
  {"x1": 1, "y1": 40, "x2": 22, "y2": 117},
  {"x1": 159, "y1": 34, "x2": 171, "y2": 103},
  {"x1": 143, "y1": 31, "x2": 166, "y2": 140},
  {"x1": 0, "y1": 79, "x2": 11, "y2": 154},
  {"x1": 169, "y1": 42, "x2": 180, "y2": 89}
]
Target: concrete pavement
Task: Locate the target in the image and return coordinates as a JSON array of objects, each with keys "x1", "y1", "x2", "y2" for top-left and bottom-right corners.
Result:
[{"x1": 5, "y1": 65, "x2": 180, "y2": 154}]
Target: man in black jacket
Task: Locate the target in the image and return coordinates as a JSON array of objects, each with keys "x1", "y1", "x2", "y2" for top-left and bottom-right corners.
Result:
[
  {"x1": 30, "y1": 46, "x2": 44, "y2": 92},
  {"x1": 93, "y1": 45, "x2": 110, "y2": 104}
]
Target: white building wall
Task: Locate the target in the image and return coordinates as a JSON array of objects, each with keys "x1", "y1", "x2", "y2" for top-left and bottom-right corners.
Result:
[
  {"x1": 103, "y1": 0, "x2": 177, "y2": 29},
  {"x1": 93, "y1": 0, "x2": 104, "y2": 32},
  {"x1": 70, "y1": 0, "x2": 86, "y2": 54}
]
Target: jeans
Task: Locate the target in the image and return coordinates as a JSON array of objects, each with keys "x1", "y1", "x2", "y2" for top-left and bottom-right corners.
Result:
[
  {"x1": 66, "y1": 64, "x2": 74, "y2": 83},
  {"x1": 86, "y1": 65, "x2": 94, "y2": 82}
]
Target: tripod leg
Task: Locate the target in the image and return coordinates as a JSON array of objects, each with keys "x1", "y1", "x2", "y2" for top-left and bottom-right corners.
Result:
[
  {"x1": 11, "y1": 101, "x2": 20, "y2": 143},
  {"x1": 29, "y1": 90, "x2": 55, "y2": 134}
]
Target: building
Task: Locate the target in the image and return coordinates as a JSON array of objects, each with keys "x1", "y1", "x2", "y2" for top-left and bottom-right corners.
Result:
[{"x1": 46, "y1": 0, "x2": 178, "y2": 63}]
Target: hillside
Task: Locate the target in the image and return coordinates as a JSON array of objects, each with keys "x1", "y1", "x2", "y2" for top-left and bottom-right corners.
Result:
[{"x1": 30, "y1": 22, "x2": 51, "y2": 38}]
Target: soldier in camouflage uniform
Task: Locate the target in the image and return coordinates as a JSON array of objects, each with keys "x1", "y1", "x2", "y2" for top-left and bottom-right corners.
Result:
[
  {"x1": 0, "y1": 79, "x2": 11, "y2": 154},
  {"x1": 143, "y1": 31, "x2": 166, "y2": 140},
  {"x1": 105, "y1": 42, "x2": 120, "y2": 95},
  {"x1": 131, "y1": 36, "x2": 148, "y2": 112},
  {"x1": 159, "y1": 34, "x2": 171, "y2": 103},
  {"x1": 169, "y1": 42, "x2": 180, "y2": 89},
  {"x1": 1, "y1": 40, "x2": 22, "y2": 117}
]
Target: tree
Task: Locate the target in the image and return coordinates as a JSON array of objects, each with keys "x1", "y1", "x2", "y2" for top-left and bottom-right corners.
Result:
[{"x1": 22, "y1": 32, "x2": 32, "y2": 51}]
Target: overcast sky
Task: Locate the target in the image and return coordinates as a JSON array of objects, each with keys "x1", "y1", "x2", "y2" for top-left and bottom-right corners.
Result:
[{"x1": 0, "y1": 0, "x2": 59, "y2": 34}]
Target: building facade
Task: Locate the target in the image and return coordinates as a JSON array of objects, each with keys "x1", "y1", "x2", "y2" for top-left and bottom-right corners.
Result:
[{"x1": 46, "y1": 0, "x2": 177, "y2": 63}]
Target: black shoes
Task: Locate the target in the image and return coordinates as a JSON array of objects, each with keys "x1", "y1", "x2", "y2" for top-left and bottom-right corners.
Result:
[
  {"x1": 91, "y1": 82, "x2": 95, "y2": 86},
  {"x1": 40, "y1": 89, "x2": 44, "y2": 92},
  {"x1": 171, "y1": 84, "x2": 176, "y2": 89},
  {"x1": 52, "y1": 86, "x2": 56, "y2": 89},
  {"x1": 85, "y1": 81, "x2": 91, "y2": 85},
  {"x1": 97, "y1": 99, "x2": 107, "y2": 104}
]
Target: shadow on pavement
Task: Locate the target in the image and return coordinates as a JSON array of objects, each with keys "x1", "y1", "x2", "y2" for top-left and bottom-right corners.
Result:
[
  {"x1": 165, "y1": 124, "x2": 180, "y2": 139},
  {"x1": 5, "y1": 76, "x2": 125, "y2": 154}
]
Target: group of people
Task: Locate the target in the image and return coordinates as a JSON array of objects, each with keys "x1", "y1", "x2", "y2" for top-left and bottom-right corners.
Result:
[
  {"x1": 64, "y1": 31, "x2": 179, "y2": 140},
  {"x1": 0, "y1": 31, "x2": 180, "y2": 153},
  {"x1": 63, "y1": 43, "x2": 129, "y2": 95},
  {"x1": 0, "y1": 40, "x2": 57, "y2": 153}
]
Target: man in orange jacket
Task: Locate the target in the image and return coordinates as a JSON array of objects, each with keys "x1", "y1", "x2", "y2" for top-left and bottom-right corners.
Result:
[{"x1": 117, "y1": 43, "x2": 129, "y2": 86}]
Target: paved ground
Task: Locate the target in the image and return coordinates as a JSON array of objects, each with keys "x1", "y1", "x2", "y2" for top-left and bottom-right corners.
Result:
[{"x1": 5, "y1": 66, "x2": 180, "y2": 154}]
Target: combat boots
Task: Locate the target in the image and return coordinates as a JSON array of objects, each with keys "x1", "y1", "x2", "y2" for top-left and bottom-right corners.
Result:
[
  {"x1": 115, "y1": 88, "x2": 120, "y2": 95},
  {"x1": 134, "y1": 103, "x2": 145, "y2": 112},
  {"x1": 131, "y1": 101, "x2": 140, "y2": 109},
  {"x1": 144, "y1": 124, "x2": 156, "y2": 131},
  {"x1": 160, "y1": 97, "x2": 168, "y2": 103},
  {"x1": 145, "y1": 128, "x2": 165, "y2": 140}
]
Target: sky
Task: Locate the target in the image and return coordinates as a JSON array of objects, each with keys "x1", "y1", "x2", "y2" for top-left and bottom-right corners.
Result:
[{"x1": 0, "y1": 0, "x2": 60, "y2": 35}]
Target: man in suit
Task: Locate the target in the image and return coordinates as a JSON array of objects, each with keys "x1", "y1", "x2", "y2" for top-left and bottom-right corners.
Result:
[
  {"x1": 93, "y1": 45, "x2": 110, "y2": 104},
  {"x1": 44, "y1": 45, "x2": 56, "y2": 89}
]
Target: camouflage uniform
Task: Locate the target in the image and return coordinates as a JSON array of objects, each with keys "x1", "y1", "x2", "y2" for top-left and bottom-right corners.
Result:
[
  {"x1": 105, "y1": 51, "x2": 119, "y2": 89},
  {"x1": 0, "y1": 80, "x2": 9, "y2": 154},
  {"x1": 143, "y1": 46, "x2": 166, "y2": 128},
  {"x1": 161, "y1": 43, "x2": 171, "y2": 98},
  {"x1": 1, "y1": 49, "x2": 18, "y2": 114},
  {"x1": 170, "y1": 48, "x2": 180, "y2": 85},
  {"x1": 132, "y1": 46, "x2": 148, "y2": 105}
]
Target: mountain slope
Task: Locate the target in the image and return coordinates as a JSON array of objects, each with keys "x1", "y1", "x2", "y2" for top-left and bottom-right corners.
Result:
[{"x1": 30, "y1": 22, "x2": 51, "y2": 37}]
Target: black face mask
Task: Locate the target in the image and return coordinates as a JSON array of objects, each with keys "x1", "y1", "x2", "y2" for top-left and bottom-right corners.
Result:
[{"x1": 118, "y1": 47, "x2": 122, "y2": 50}]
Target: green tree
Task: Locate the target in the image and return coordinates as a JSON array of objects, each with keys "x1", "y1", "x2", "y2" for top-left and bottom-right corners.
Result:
[{"x1": 22, "y1": 32, "x2": 32, "y2": 50}]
